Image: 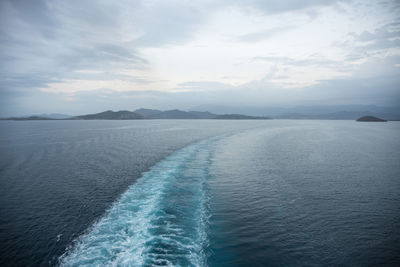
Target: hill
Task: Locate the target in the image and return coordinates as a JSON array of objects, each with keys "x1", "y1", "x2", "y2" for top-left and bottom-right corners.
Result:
[
  {"x1": 356, "y1": 116, "x2": 387, "y2": 122},
  {"x1": 147, "y1": 110, "x2": 215, "y2": 119},
  {"x1": 75, "y1": 110, "x2": 144, "y2": 120},
  {"x1": 35, "y1": 113, "x2": 71, "y2": 119},
  {"x1": 134, "y1": 108, "x2": 162, "y2": 117},
  {"x1": 5, "y1": 116, "x2": 54, "y2": 120},
  {"x1": 5, "y1": 109, "x2": 270, "y2": 120},
  {"x1": 72, "y1": 109, "x2": 268, "y2": 120}
]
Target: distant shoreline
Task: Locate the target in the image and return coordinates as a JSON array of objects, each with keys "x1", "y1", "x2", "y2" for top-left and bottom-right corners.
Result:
[
  {"x1": 3, "y1": 118, "x2": 400, "y2": 121},
  {"x1": 2, "y1": 108, "x2": 400, "y2": 121},
  {"x1": 1, "y1": 109, "x2": 271, "y2": 121}
]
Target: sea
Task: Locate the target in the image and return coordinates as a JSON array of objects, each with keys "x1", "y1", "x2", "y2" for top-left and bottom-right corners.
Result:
[{"x1": 0, "y1": 120, "x2": 399, "y2": 266}]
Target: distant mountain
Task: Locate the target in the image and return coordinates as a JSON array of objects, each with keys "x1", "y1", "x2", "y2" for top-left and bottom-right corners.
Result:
[
  {"x1": 35, "y1": 113, "x2": 71, "y2": 119},
  {"x1": 75, "y1": 110, "x2": 144, "y2": 120},
  {"x1": 187, "y1": 111, "x2": 216, "y2": 119},
  {"x1": 2, "y1": 114, "x2": 70, "y2": 120},
  {"x1": 214, "y1": 114, "x2": 270, "y2": 120},
  {"x1": 4, "y1": 109, "x2": 272, "y2": 120},
  {"x1": 356, "y1": 116, "x2": 387, "y2": 122},
  {"x1": 147, "y1": 109, "x2": 216, "y2": 119},
  {"x1": 71, "y1": 109, "x2": 269, "y2": 120},
  {"x1": 7, "y1": 106, "x2": 398, "y2": 121},
  {"x1": 192, "y1": 104, "x2": 400, "y2": 120},
  {"x1": 5, "y1": 116, "x2": 54, "y2": 120},
  {"x1": 134, "y1": 108, "x2": 162, "y2": 117},
  {"x1": 148, "y1": 109, "x2": 191, "y2": 119}
]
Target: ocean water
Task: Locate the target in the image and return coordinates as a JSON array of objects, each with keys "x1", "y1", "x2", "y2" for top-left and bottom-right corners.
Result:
[{"x1": 0, "y1": 120, "x2": 399, "y2": 266}]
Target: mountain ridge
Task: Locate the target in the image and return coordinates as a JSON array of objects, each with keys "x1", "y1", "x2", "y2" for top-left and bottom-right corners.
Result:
[
  {"x1": 4, "y1": 109, "x2": 270, "y2": 120},
  {"x1": 75, "y1": 110, "x2": 144, "y2": 120},
  {"x1": 3, "y1": 105, "x2": 400, "y2": 120},
  {"x1": 70, "y1": 109, "x2": 270, "y2": 120}
]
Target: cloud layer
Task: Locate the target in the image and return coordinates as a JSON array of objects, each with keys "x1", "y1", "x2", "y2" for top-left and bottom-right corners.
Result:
[{"x1": 0, "y1": 0, "x2": 399, "y2": 116}]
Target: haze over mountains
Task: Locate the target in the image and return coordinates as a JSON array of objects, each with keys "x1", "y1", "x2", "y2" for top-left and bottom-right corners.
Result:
[
  {"x1": 75, "y1": 109, "x2": 269, "y2": 120},
  {"x1": 193, "y1": 105, "x2": 400, "y2": 120},
  {"x1": 3, "y1": 105, "x2": 400, "y2": 120},
  {"x1": 3, "y1": 109, "x2": 269, "y2": 120},
  {"x1": 76, "y1": 110, "x2": 144, "y2": 120}
]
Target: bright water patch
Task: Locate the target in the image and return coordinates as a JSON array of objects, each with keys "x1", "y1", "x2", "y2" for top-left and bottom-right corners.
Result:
[{"x1": 59, "y1": 137, "x2": 218, "y2": 266}]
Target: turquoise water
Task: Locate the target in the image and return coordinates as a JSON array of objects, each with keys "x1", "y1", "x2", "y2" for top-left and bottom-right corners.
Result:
[
  {"x1": 0, "y1": 120, "x2": 399, "y2": 266},
  {"x1": 60, "y1": 137, "x2": 220, "y2": 266}
]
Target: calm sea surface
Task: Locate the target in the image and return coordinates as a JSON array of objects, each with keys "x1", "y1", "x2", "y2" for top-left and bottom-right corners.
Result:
[{"x1": 0, "y1": 120, "x2": 399, "y2": 266}]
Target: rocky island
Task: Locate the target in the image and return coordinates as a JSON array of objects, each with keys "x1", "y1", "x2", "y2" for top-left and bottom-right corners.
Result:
[{"x1": 356, "y1": 116, "x2": 387, "y2": 122}]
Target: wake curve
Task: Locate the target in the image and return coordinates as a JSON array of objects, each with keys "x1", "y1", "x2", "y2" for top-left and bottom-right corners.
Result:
[{"x1": 59, "y1": 137, "x2": 218, "y2": 266}]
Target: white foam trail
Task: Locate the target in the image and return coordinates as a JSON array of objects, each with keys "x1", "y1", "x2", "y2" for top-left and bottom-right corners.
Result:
[{"x1": 59, "y1": 138, "x2": 217, "y2": 266}]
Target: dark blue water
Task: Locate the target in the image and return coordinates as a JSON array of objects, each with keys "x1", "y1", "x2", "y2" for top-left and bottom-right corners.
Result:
[{"x1": 0, "y1": 120, "x2": 399, "y2": 266}]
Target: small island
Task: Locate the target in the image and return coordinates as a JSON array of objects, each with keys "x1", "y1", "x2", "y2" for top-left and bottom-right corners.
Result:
[{"x1": 356, "y1": 116, "x2": 387, "y2": 122}]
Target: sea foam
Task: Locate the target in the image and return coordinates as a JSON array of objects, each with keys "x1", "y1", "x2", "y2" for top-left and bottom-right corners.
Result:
[{"x1": 59, "y1": 138, "x2": 217, "y2": 266}]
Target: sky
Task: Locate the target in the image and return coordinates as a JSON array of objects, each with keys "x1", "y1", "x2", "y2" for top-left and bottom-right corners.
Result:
[{"x1": 0, "y1": 0, "x2": 399, "y2": 116}]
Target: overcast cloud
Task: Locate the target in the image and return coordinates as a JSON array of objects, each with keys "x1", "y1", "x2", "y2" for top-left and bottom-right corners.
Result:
[{"x1": 0, "y1": 0, "x2": 399, "y2": 116}]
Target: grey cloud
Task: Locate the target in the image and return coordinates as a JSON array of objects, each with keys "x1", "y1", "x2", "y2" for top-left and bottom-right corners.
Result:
[
  {"x1": 0, "y1": 0, "x2": 57, "y2": 38},
  {"x1": 350, "y1": 21, "x2": 400, "y2": 51},
  {"x1": 0, "y1": 0, "x2": 350, "y2": 97},
  {"x1": 54, "y1": 0, "x2": 124, "y2": 29},
  {"x1": 1, "y1": 0, "x2": 399, "y2": 117},
  {"x1": 0, "y1": 0, "x2": 150, "y2": 96},
  {"x1": 3, "y1": 53, "x2": 399, "y2": 117},
  {"x1": 175, "y1": 81, "x2": 232, "y2": 91},
  {"x1": 301, "y1": 74, "x2": 400, "y2": 106},
  {"x1": 253, "y1": 56, "x2": 343, "y2": 68},
  {"x1": 131, "y1": 0, "x2": 345, "y2": 47},
  {"x1": 2, "y1": 73, "x2": 399, "y2": 117},
  {"x1": 131, "y1": 1, "x2": 207, "y2": 47},
  {"x1": 231, "y1": 0, "x2": 340, "y2": 14},
  {"x1": 0, "y1": 74, "x2": 56, "y2": 93},
  {"x1": 0, "y1": 0, "x2": 214, "y2": 97},
  {"x1": 357, "y1": 29, "x2": 399, "y2": 42},
  {"x1": 70, "y1": 72, "x2": 152, "y2": 84},
  {"x1": 237, "y1": 26, "x2": 294, "y2": 43}
]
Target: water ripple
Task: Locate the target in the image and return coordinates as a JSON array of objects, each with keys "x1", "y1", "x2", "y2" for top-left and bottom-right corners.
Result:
[{"x1": 59, "y1": 137, "x2": 218, "y2": 266}]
